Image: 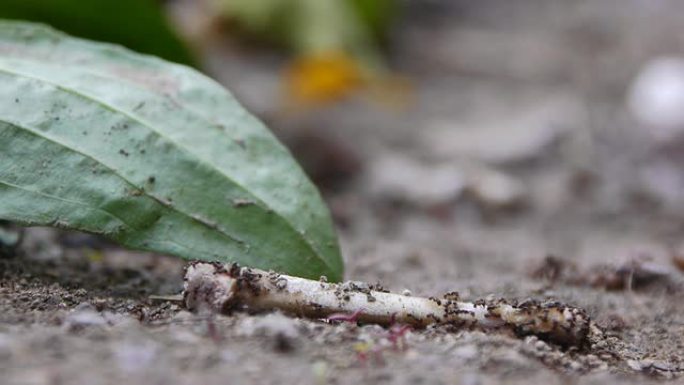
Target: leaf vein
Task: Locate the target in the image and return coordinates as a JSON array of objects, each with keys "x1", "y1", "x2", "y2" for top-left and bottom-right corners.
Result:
[{"x1": 0, "y1": 116, "x2": 247, "y2": 247}]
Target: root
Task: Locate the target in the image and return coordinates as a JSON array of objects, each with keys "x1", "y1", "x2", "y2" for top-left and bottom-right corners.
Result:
[{"x1": 183, "y1": 262, "x2": 592, "y2": 347}]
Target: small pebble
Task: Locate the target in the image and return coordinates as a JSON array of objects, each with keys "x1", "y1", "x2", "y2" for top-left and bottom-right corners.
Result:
[
  {"x1": 534, "y1": 340, "x2": 550, "y2": 351},
  {"x1": 236, "y1": 312, "x2": 300, "y2": 352},
  {"x1": 63, "y1": 310, "x2": 108, "y2": 331},
  {"x1": 627, "y1": 359, "x2": 643, "y2": 371}
]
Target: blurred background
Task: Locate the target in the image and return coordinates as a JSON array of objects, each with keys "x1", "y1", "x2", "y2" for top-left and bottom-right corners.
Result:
[
  {"x1": 2, "y1": 0, "x2": 684, "y2": 290},
  {"x1": 3, "y1": 1, "x2": 684, "y2": 382}
]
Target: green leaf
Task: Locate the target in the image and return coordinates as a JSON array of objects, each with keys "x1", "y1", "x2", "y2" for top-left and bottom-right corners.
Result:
[
  {"x1": 0, "y1": 21, "x2": 344, "y2": 281},
  {"x1": 0, "y1": 0, "x2": 195, "y2": 66}
]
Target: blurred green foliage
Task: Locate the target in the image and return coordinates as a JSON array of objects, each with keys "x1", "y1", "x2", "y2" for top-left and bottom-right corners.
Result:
[
  {"x1": 217, "y1": 0, "x2": 396, "y2": 68},
  {"x1": 0, "y1": 0, "x2": 195, "y2": 65},
  {"x1": 349, "y1": 0, "x2": 396, "y2": 44}
]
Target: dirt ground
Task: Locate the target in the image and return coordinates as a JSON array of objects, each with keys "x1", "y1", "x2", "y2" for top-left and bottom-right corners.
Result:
[{"x1": 2, "y1": 1, "x2": 684, "y2": 384}]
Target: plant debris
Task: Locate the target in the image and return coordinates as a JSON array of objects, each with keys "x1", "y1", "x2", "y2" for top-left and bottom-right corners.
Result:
[
  {"x1": 674, "y1": 253, "x2": 684, "y2": 273},
  {"x1": 531, "y1": 255, "x2": 683, "y2": 292}
]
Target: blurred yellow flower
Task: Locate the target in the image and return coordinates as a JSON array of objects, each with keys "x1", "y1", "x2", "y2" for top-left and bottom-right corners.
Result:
[{"x1": 284, "y1": 51, "x2": 363, "y2": 106}]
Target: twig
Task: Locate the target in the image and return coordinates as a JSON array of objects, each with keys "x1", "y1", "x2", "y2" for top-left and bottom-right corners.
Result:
[{"x1": 183, "y1": 262, "x2": 592, "y2": 347}]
